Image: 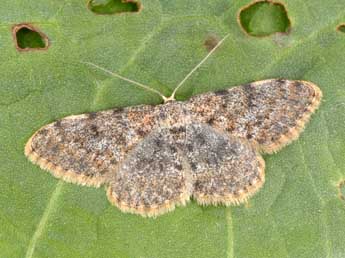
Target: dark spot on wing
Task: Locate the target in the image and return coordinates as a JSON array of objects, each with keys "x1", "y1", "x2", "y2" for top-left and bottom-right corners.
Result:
[
  {"x1": 154, "y1": 138, "x2": 163, "y2": 148},
  {"x1": 195, "y1": 133, "x2": 206, "y2": 145},
  {"x1": 90, "y1": 125, "x2": 99, "y2": 136},
  {"x1": 159, "y1": 112, "x2": 167, "y2": 120},
  {"x1": 54, "y1": 120, "x2": 62, "y2": 128},
  {"x1": 39, "y1": 128, "x2": 48, "y2": 136},
  {"x1": 169, "y1": 126, "x2": 186, "y2": 134},
  {"x1": 88, "y1": 112, "x2": 98, "y2": 119},
  {"x1": 112, "y1": 108, "x2": 124, "y2": 115},
  {"x1": 169, "y1": 146, "x2": 177, "y2": 153},
  {"x1": 190, "y1": 162, "x2": 197, "y2": 171},
  {"x1": 243, "y1": 83, "x2": 256, "y2": 108},
  {"x1": 214, "y1": 89, "x2": 228, "y2": 96},
  {"x1": 136, "y1": 129, "x2": 146, "y2": 137},
  {"x1": 175, "y1": 163, "x2": 183, "y2": 171},
  {"x1": 276, "y1": 78, "x2": 286, "y2": 84},
  {"x1": 207, "y1": 118, "x2": 215, "y2": 125}
]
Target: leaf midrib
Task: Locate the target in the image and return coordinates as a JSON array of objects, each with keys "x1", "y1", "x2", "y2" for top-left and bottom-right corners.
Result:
[{"x1": 24, "y1": 181, "x2": 64, "y2": 258}]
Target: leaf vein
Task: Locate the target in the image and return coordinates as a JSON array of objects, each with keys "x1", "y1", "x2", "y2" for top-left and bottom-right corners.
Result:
[
  {"x1": 298, "y1": 143, "x2": 332, "y2": 258},
  {"x1": 320, "y1": 112, "x2": 344, "y2": 179},
  {"x1": 24, "y1": 181, "x2": 64, "y2": 258},
  {"x1": 226, "y1": 208, "x2": 234, "y2": 258}
]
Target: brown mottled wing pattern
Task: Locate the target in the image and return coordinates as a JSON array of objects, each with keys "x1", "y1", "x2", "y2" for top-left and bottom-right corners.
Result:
[
  {"x1": 107, "y1": 123, "x2": 265, "y2": 216},
  {"x1": 184, "y1": 124, "x2": 265, "y2": 205},
  {"x1": 187, "y1": 79, "x2": 322, "y2": 153},
  {"x1": 24, "y1": 78, "x2": 322, "y2": 217},
  {"x1": 25, "y1": 105, "x2": 158, "y2": 187},
  {"x1": 107, "y1": 126, "x2": 192, "y2": 217}
]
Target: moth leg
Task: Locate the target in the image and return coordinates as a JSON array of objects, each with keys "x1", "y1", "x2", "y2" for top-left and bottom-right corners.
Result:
[
  {"x1": 107, "y1": 126, "x2": 193, "y2": 217},
  {"x1": 185, "y1": 123, "x2": 265, "y2": 205}
]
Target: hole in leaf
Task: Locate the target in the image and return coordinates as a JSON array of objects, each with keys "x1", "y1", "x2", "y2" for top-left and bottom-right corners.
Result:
[
  {"x1": 238, "y1": 0, "x2": 291, "y2": 37},
  {"x1": 204, "y1": 34, "x2": 220, "y2": 52},
  {"x1": 337, "y1": 24, "x2": 345, "y2": 33},
  {"x1": 12, "y1": 24, "x2": 49, "y2": 51},
  {"x1": 338, "y1": 180, "x2": 345, "y2": 201},
  {"x1": 88, "y1": 0, "x2": 142, "y2": 15}
]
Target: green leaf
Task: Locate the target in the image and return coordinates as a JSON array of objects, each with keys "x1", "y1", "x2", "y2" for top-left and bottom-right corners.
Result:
[
  {"x1": 239, "y1": 1, "x2": 291, "y2": 36},
  {"x1": 15, "y1": 26, "x2": 47, "y2": 49},
  {"x1": 1, "y1": 0, "x2": 345, "y2": 257},
  {"x1": 88, "y1": 0, "x2": 141, "y2": 15}
]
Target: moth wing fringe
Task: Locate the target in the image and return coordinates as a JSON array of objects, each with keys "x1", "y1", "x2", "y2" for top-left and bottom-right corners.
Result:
[
  {"x1": 193, "y1": 154, "x2": 266, "y2": 206},
  {"x1": 24, "y1": 131, "x2": 105, "y2": 188},
  {"x1": 106, "y1": 187, "x2": 192, "y2": 218}
]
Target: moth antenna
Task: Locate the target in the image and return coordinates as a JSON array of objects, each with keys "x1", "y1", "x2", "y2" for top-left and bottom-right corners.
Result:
[
  {"x1": 168, "y1": 33, "x2": 230, "y2": 101},
  {"x1": 82, "y1": 61, "x2": 168, "y2": 102}
]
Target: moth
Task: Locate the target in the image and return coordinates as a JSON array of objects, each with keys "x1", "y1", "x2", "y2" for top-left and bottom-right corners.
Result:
[{"x1": 24, "y1": 35, "x2": 322, "y2": 217}]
